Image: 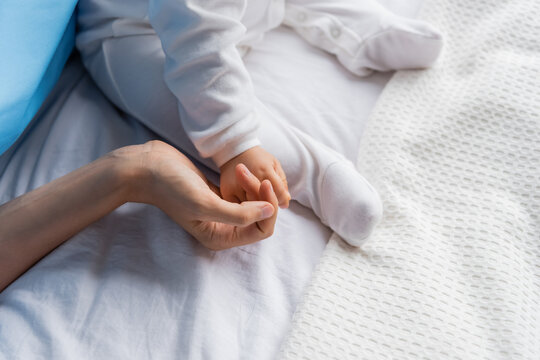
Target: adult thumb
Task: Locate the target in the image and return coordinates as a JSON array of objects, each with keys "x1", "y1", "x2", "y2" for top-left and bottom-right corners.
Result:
[{"x1": 204, "y1": 198, "x2": 274, "y2": 227}]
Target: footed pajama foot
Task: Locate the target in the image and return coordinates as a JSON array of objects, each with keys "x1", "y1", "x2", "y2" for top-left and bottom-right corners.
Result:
[
  {"x1": 285, "y1": 0, "x2": 444, "y2": 76},
  {"x1": 345, "y1": 15, "x2": 444, "y2": 76},
  {"x1": 319, "y1": 161, "x2": 383, "y2": 247}
]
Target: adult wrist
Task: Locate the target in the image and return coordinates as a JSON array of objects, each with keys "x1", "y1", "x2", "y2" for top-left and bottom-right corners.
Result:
[{"x1": 107, "y1": 145, "x2": 153, "y2": 205}]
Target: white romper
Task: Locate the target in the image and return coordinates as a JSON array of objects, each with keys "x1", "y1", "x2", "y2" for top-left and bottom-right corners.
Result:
[{"x1": 76, "y1": 0, "x2": 442, "y2": 245}]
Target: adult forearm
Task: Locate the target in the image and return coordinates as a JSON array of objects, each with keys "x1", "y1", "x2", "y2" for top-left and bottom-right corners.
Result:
[
  {"x1": 0, "y1": 140, "x2": 279, "y2": 292},
  {"x1": 0, "y1": 152, "x2": 136, "y2": 291}
]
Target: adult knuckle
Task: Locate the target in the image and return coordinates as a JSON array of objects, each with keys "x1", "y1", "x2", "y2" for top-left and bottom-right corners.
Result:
[
  {"x1": 264, "y1": 228, "x2": 275, "y2": 238},
  {"x1": 238, "y1": 213, "x2": 251, "y2": 225}
]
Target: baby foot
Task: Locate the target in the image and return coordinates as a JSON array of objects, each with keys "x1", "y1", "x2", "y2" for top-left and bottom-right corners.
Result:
[
  {"x1": 342, "y1": 14, "x2": 443, "y2": 76},
  {"x1": 285, "y1": 1, "x2": 444, "y2": 76},
  {"x1": 319, "y1": 161, "x2": 383, "y2": 247}
]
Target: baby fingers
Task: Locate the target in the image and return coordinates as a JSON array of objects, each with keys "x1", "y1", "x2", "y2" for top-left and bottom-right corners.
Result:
[
  {"x1": 268, "y1": 170, "x2": 290, "y2": 209},
  {"x1": 256, "y1": 180, "x2": 279, "y2": 234},
  {"x1": 235, "y1": 163, "x2": 261, "y2": 201}
]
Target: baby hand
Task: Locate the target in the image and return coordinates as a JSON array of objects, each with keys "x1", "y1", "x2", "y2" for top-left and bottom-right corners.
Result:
[{"x1": 220, "y1": 146, "x2": 290, "y2": 208}]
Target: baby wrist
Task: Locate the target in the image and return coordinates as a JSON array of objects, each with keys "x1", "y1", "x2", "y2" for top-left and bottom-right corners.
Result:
[{"x1": 212, "y1": 136, "x2": 261, "y2": 168}]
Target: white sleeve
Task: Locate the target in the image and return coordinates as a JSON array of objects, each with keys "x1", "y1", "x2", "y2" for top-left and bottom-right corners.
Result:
[{"x1": 147, "y1": 0, "x2": 261, "y2": 167}]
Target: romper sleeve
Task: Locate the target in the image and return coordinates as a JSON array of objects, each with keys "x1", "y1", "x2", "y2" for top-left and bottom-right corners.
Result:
[{"x1": 147, "y1": 0, "x2": 261, "y2": 167}]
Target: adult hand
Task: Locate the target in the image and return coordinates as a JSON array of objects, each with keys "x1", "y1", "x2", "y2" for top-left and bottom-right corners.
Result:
[
  {"x1": 0, "y1": 140, "x2": 278, "y2": 291},
  {"x1": 126, "y1": 141, "x2": 279, "y2": 250}
]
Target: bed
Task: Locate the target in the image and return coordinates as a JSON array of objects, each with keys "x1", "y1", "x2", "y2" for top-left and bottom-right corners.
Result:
[
  {"x1": 6, "y1": 0, "x2": 535, "y2": 359},
  {"x1": 0, "y1": 1, "x2": 420, "y2": 357}
]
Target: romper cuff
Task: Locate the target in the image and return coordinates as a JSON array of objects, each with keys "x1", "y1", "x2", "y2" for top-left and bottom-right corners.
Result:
[{"x1": 212, "y1": 135, "x2": 261, "y2": 168}]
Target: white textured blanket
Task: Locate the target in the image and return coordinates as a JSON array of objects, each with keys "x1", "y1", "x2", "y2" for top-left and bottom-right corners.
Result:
[{"x1": 280, "y1": 0, "x2": 540, "y2": 358}]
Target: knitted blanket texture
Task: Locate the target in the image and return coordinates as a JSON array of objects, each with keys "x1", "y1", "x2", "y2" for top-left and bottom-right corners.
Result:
[{"x1": 280, "y1": 0, "x2": 540, "y2": 358}]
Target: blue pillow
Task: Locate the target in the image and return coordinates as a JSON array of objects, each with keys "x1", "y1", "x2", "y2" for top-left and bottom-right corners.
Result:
[{"x1": 0, "y1": 0, "x2": 78, "y2": 155}]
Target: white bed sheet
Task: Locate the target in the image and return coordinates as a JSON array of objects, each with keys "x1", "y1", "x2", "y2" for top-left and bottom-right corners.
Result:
[{"x1": 0, "y1": 6, "x2": 419, "y2": 357}]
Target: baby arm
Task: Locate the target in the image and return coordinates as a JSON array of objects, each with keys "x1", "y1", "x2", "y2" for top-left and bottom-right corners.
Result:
[
  {"x1": 147, "y1": 0, "x2": 257, "y2": 165},
  {"x1": 147, "y1": 0, "x2": 289, "y2": 207}
]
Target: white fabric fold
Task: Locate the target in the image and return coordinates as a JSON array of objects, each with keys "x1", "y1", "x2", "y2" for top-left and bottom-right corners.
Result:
[{"x1": 280, "y1": 0, "x2": 540, "y2": 358}]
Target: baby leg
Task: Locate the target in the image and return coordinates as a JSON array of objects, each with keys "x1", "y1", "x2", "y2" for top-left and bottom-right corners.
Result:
[
  {"x1": 255, "y1": 100, "x2": 382, "y2": 246},
  {"x1": 78, "y1": 32, "x2": 382, "y2": 246},
  {"x1": 284, "y1": 0, "x2": 443, "y2": 76}
]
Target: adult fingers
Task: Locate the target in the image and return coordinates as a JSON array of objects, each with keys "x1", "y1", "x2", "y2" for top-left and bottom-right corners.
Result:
[
  {"x1": 192, "y1": 183, "x2": 278, "y2": 250},
  {"x1": 202, "y1": 196, "x2": 274, "y2": 227},
  {"x1": 216, "y1": 180, "x2": 278, "y2": 248},
  {"x1": 194, "y1": 220, "x2": 268, "y2": 250}
]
